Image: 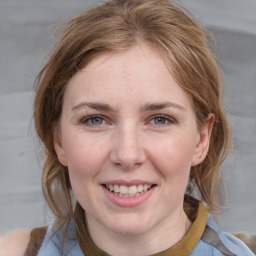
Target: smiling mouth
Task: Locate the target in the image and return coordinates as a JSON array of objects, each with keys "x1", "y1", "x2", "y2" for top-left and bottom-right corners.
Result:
[{"x1": 103, "y1": 184, "x2": 156, "y2": 197}]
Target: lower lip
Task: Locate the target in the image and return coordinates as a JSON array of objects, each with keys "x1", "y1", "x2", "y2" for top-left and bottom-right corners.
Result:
[{"x1": 102, "y1": 185, "x2": 156, "y2": 207}]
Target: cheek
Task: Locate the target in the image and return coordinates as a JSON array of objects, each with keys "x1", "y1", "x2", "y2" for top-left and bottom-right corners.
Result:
[
  {"x1": 148, "y1": 136, "x2": 196, "y2": 179},
  {"x1": 147, "y1": 137, "x2": 196, "y2": 207},
  {"x1": 64, "y1": 136, "x2": 109, "y2": 206},
  {"x1": 62, "y1": 133, "x2": 108, "y2": 179}
]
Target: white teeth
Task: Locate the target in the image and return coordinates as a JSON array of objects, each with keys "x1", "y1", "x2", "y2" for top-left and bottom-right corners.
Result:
[
  {"x1": 128, "y1": 185, "x2": 137, "y2": 195},
  {"x1": 120, "y1": 185, "x2": 128, "y2": 194},
  {"x1": 137, "y1": 184, "x2": 143, "y2": 193},
  {"x1": 114, "y1": 184, "x2": 120, "y2": 193},
  {"x1": 143, "y1": 185, "x2": 149, "y2": 192},
  {"x1": 105, "y1": 184, "x2": 153, "y2": 197}
]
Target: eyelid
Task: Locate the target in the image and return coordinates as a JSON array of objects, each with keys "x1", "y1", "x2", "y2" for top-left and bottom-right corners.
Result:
[
  {"x1": 79, "y1": 114, "x2": 176, "y2": 127},
  {"x1": 81, "y1": 114, "x2": 109, "y2": 125},
  {"x1": 147, "y1": 114, "x2": 176, "y2": 125}
]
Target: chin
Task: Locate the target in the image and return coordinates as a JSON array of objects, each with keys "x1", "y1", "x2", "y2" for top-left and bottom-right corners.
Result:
[
  {"x1": 111, "y1": 225, "x2": 149, "y2": 237},
  {"x1": 105, "y1": 214, "x2": 152, "y2": 236}
]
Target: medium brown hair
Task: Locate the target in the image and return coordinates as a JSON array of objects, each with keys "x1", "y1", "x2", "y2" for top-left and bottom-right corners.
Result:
[{"x1": 34, "y1": 0, "x2": 232, "y2": 230}]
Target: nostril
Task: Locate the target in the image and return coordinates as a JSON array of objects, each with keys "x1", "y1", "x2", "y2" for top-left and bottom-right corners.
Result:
[
  {"x1": 110, "y1": 149, "x2": 146, "y2": 170},
  {"x1": 109, "y1": 133, "x2": 146, "y2": 169}
]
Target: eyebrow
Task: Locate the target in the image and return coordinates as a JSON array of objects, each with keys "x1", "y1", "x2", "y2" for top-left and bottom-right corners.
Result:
[
  {"x1": 72, "y1": 102, "x2": 115, "y2": 112},
  {"x1": 141, "y1": 102, "x2": 186, "y2": 112},
  {"x1": 72, "y1": 101, "x2": 186, "y2": 112}
]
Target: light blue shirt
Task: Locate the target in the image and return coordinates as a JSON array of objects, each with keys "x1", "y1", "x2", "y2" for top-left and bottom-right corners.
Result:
[{"x1": 37, "y1": 215, "x2": 255, "y2": 256}]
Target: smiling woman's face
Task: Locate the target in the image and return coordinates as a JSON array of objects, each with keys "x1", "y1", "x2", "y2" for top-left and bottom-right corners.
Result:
[{"x1": 54, "y1": 43, "x2": 211, "y2": 240}]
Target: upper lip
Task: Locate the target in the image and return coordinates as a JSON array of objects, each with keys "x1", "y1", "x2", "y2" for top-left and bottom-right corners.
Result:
[{"x1": 101, "y1": 180, "x2": 156, "y2": 186}]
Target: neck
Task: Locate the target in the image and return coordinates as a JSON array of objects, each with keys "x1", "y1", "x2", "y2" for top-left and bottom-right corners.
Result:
[{"x1": 86, "y1": 210, "x2": 192, "y2": 256}]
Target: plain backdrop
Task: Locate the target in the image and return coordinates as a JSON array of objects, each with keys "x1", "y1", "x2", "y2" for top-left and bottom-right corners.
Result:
[{"x1": 0, "y1": 0, "x2": 255, "y2": 235}]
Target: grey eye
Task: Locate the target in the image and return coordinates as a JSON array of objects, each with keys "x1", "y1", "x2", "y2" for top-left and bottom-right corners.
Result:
[
  {"x1": 149, "y1": 115, "x2": 172, "y2": 125},
  {"x1": 82, "y1": 115, "x2": 105, "y2": 125},
  {"x1": 153, "y1": 116, "x2": 168, "y2": 124},
  {"x1": 90, "y1": 116, "x2": 104, "y2": 124}
]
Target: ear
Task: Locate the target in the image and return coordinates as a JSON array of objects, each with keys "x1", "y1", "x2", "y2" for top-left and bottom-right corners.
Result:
[
  {"x1": 192, "y1": 114, "x2": 214, "y2": 166},
  {"x1": 54, "y1": 127, "x2": 68, "y2": 166}
]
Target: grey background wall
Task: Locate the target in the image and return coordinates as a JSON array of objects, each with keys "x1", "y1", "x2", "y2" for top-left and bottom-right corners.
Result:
[{"x1": 0, "y1": 0, "x2": 255, "y2": 235}]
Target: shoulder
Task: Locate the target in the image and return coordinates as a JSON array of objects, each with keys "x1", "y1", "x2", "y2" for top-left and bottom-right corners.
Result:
[
  {"x1": 231, "y1": 232, "x2": 256, "y2": 255},
  {"x1": 203, "y1": 215, "x2": 255, "y2": 256},
  {"x1": 23, "y1": 226, "x2": 48, "y2": 256},
  {"x1": 0, "y1": 229, "x2": 30, "y2": 256}
]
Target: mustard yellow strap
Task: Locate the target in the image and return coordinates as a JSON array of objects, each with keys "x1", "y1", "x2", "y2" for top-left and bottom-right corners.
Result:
[{"x1": 74, "y1": 201, "x2": 208, "y2": 256}]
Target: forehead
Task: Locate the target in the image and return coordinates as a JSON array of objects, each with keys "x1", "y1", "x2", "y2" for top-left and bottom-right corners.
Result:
[
  {"x1": 64, "y1": 43, "x2": 193, "y2": 112},
  {"x1": 80, "y1": 43, "x2": 167, "y2": 77}
]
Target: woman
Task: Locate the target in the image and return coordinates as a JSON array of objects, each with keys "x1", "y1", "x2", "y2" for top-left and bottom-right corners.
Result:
[{"x1": 2, "y1": 0, "x2": 254, "y2": 255}]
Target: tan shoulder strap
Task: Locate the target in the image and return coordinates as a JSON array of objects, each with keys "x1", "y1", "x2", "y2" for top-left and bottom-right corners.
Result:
[
  {"x1": 23, "y1": 226, "x2": 48, "y2": 256},
  {"x1": 231, "y1": 232, "x2": 256, "y2": 254}
]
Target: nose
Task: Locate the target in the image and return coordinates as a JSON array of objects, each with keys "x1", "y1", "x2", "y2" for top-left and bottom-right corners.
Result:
[{"x1": 110, "y1": 126, "x2": 146, "y2": 170}]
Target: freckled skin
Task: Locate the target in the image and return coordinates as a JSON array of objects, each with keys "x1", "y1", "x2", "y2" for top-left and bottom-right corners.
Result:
[{"x1": 55, "y1": 43, "x2": 212, "y2": 255}]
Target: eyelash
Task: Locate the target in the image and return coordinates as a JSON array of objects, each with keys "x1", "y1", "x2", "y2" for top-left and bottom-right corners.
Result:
[
  {"x1": 81, "y1": 115, "x2": 107, "y2": 126},
  {"x1": 147, "y1": 114, "x2": 175, "y2": 126},
  {"x1": 80, "y1": 114, "x2": 175, "y2": 127}
]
